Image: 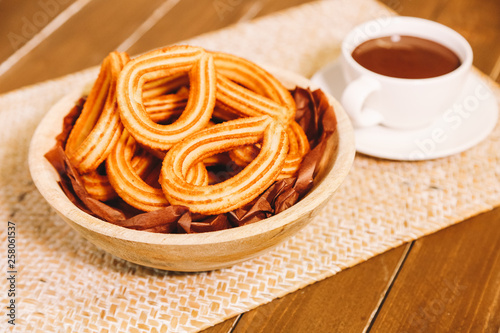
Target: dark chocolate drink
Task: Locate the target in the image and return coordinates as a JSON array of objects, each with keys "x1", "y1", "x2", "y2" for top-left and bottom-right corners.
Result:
[{"x1": 352, "y1": 35, "x2": 461, "y2": 79}]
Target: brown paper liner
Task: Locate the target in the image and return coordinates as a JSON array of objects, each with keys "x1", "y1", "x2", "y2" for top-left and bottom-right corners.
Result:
[{"x1": 45, "y1": 87, "x2": 337, "y2": 233}]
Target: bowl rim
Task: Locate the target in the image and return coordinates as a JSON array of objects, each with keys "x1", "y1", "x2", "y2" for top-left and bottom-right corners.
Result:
[{"x1": 28, "y1": 65, "x2": 355, "y2": 247}]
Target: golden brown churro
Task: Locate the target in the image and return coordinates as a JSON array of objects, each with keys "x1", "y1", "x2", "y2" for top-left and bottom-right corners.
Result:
[
  {"x1": 58, "y1": 46, "x2": 313, "y2": 219},
  {"x1": 65, "y1": 51, "x2": 129, "y2": 173},
  {"x1": 228, "y1": 121, "x2": 309, "y2": 179},
  {"x1": 117, "y1": 45, "x2": 216, "y2": 152},
  {"x1": 143, "y1": 88, "x2": 189, "y2": 123},
  {"x1": 106, "y1": 130, "x2": 168, "y2": 212},
  {"x1": 216, "y1": 74, "x2": 290, "y2": 122},
  {"x1": 142, "y1": 73, "x2": 189, "y2": 100},
  {"x1": 279, "y1": 121, "x2": 310, "y2": 179},
  {"x1": 106, "y1": 130, "x2": 209, "y2": 212},
  {"x1": 213, "y1": 51, "x2": 296, "y2": 123},
  {"x1": 160, "y1": 116, "x2": 289, "y2": 215},
  {"x1": 80, "y1": 171, "x2": 117, "y2": 202}
]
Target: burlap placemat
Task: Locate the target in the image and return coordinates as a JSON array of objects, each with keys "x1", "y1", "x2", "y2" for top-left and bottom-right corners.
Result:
[{"x1": 1, "y1": 0, "x2": 500, "y2": 332}]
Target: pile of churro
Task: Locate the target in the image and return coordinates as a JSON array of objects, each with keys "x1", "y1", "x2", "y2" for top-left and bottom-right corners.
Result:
[{"x1": 47, "y1": 45, "x2": 336, "y2": 233}]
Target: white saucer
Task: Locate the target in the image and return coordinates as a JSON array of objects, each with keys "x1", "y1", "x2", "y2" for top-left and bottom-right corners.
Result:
[{"x1": 311, "y1": 61, "x2": 499, "y2": 161}]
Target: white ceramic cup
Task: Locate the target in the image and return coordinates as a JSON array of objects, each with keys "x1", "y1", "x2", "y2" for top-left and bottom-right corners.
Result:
[{"x1": 340, "y1": 16, "x2": 473, "y2": 129}]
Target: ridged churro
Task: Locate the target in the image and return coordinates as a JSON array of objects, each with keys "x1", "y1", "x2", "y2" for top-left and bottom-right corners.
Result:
[
  {"x1": 65, "y1": 51, "x2": 129, "y2": 173},
  {"x1": 143, "y1": 87, "x2": 189, "y2": 123},
  {"x1": 106, "y1": 130, "x2": 168, "y2": 211},
  {"x1": 57, "y1": 46, "x2": 315, "y2": 220},
  {"x1": 80, "y1": 171, "x2": 117, "y2": 202},
  {"x1": 142, "y1": 73, "x2": 189, "y2": 100},
  {"x1": 117, "y1": 45, "x2": 216, "y2": 152},
  {"x1": 279, "y1": 121, "x2": 310, "y2": 179},
  {"x1": 213, "y1": 51, "x2": 296, "y2": 123},
  {"x1": 228, "y1": 121, "x2": 309, "y2": 179},
  {"x1": 106, "y1": 130, "x2": 209, "y2": 211},
  {"x1": 216, "y1": 74, "x2": 290, "y2": 122},
  {"x1": 160, "y1": 116, "x2": 288, "y2": 215}
]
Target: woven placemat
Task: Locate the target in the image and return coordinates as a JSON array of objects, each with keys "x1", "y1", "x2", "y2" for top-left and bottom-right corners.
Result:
[{"x1": 1, "y1": 0, "x2": 500, "y2": 332}]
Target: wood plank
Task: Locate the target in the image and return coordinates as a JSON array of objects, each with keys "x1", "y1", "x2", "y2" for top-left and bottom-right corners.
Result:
[
  {"x1": 491, "y1": 56, "x2": 500, "y2": 84},
  {"x1": 369, "y1": 207, "x2": 500, "y2": 332},
  {"x1": 436, "y1": 0, "x2": 500, "y2": 83},
  {"x1": 125, "y1": 0, "x2": 252, "y2": 56},
  {"x1": 379, "y1": 0, "x2": 500, "y2": 82},
  {"x1": 0, "y1": 0, "x2": 165, "y2": 94},
  {"x1": 126, "y1": 0, "x2": 316, "y2": 57},
  {"x1": 253, "y1": 0, "x2": 317, "y2": 17},
  {"x1": 0, "y1": 0, "x2": 76, "y2": 63},
  {"x1": 220, "y1": 244, "x2": 410, "y2": 333},
  {"x1": 0, "y1": 0, "x2": 317, "y2": 94},
  {"x1": 378, "y1": 0, "x2": 447, "y2": 20}
]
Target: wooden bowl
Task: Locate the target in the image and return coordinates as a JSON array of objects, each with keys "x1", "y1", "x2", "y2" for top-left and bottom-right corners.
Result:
[{"x1": 28, "y1": 67, "x2": 355, "y2": 272}]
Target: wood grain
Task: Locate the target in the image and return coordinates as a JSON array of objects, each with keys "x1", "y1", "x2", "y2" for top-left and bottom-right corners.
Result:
[
  {"x1": 255, "y1": 0, "x2": 316, "y2": 17},
  {"x1": 201, "y1": 244, "x2": 411, "y2": 333},
  {"x1": 228, "y1": 245, "x2": 410, "y2": 333},
  {"x1": 370, "y1": 208, "x2": 500, "y2": 332},
  {"x1": 126, "y1": 0, "x2": 316, "y2": 57},
  {"x1": 126, "y1": 0, "x2": 264, "y2": 56},
  {"x1": 0, "y1": 0, "x2": 317, "y2": 94},
  {"x1": 0, "y1": 0, "x2": 165, "y2": 94},
  {"x1": 0, "y1": 0, "x2": 76, "y2": 63}
]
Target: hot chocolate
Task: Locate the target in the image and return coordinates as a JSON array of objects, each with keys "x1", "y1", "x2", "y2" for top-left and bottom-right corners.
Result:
[{"x1": 351, "y1": 35, "x2": 461, "y2": 79}]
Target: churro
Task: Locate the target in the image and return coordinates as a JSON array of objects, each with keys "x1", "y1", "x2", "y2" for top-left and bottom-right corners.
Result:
[
  {"x1": 160, "y1": 116, "x2": 288, "y2": 215},
  {"x1": 52, "y1": 46, "x2": 321, "y2": 222},
  {"x1": 117, "y1": 45, "x2": 216, "y2": 151},
  {"x1": 213, "y1": 51, "x2": 296, "y2": 123},
  {"x1": 228, "y1": 121, "x2": 309, "y2": 179},
  {"x1": 65, "y1": 51, "x2": 129, "y2": 173},
  {"x1": 106, "y1": 130, "x2": 209, "y2": 211}
]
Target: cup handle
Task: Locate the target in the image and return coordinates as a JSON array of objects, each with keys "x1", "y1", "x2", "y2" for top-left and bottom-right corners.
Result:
[{"x1": 341, "y1": 76, "x2": 384, "y2": 127}]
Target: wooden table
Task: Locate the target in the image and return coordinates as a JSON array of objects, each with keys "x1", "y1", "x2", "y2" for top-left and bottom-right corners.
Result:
[{"x1": 2, "y1": 0, "x2": 499, "y2": 331}]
